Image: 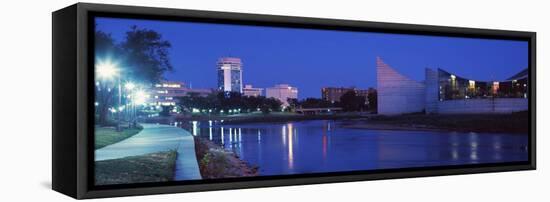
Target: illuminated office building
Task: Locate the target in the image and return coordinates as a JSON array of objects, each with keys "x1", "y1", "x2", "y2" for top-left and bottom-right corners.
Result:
[
  {"x1": 217, "y1": 57, "x2": 243, "y2": 93},
  {"x1": 243, "y1": 84, "x2": 263, "y2": 97},
  {"x1": 266, "y1": 84, "x2": 298, "y2": 106}
]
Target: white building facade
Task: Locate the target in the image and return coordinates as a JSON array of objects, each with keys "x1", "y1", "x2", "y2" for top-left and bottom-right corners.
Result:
[
  {"x1": 266, "y1": 84, "x2": 298, "y2": 106},
  {"x1": 243, "y1": 84, "x2": 263, "y2": 97}
]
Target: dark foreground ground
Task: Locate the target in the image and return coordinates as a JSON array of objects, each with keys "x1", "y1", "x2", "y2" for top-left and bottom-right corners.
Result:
[
  {"x1": 344, "y1": 111, "x2": 529, "y2": 134},
  {"x1": 194, "y1": 137, "x2": 258, "y2": 179},
  {"x1": 95, "y1": 150, "x2": 177, "y2": 185}
]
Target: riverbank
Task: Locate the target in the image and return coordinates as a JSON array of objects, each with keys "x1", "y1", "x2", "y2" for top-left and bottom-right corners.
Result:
[
  {"x1": 144, "y1": 112, "x2": 374, "y2": 125},
  {"x1": 343, "y1": 111, "x2": 528, "y2": 134},
  {"x1": 95, "y1": 150, "x2": 177, "y2": 185},
  {"x1": 194, "y1": 137, "x2": 258, "y2": 179}
]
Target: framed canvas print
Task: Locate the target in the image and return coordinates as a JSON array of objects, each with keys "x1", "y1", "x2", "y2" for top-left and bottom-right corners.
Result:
[{"x1": 52, "y1": 3, "x2": 536, "y2": 199}]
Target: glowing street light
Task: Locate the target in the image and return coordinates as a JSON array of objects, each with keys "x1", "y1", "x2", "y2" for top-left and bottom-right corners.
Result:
[
  {"x1": 96, "y1": 58, "x2": 122, "y2": 131},
  {"x1": 96, "y1": 60, "x2": 119, "y2": 79},
  {"x1": 124, "y1": 82, "x2": 136, "y2": 90},
  {"x1": 133, "y1": 90, "x2": 149, "y2": 105}
]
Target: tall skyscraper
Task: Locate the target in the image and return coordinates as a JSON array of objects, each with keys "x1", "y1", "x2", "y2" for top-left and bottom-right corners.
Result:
[{"x1": 217, "y1": 57, "x2": 243, "y2": 93}]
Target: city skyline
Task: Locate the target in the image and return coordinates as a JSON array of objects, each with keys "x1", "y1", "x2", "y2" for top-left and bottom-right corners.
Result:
[{"x1": 96, "y1": 17, "x2": 528, "y2": 99}]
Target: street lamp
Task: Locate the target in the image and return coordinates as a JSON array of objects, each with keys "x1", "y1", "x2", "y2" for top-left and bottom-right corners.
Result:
[
  {"x1": 96, "y1": 59, "x2": 122, "y2": 131},
  {"x1": 125, "y1": 82, "x2": 137, "y2": 127},
  {"x1": 96, "y1": 60, "x2": 119, "y2": 79},
  {"x1": 133, "y1": 89, "x2": 149, "y2": 105},
  {"x1": 124, "y1": 82, "x2": 136, "y2": 90}
]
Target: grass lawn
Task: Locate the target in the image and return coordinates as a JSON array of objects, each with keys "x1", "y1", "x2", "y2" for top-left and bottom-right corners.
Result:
[
  {"x1": 95, "y1": 150, "x2": 177, "y2": 185},
  {"x1": 95, "y1": 125, "x2": 143, "y2": 149}
]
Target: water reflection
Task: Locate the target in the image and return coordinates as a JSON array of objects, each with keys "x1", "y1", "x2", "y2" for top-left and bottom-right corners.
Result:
[
  {"x1": 322, "y1": 124, "x2": 328, "y2": 159},
  {"x1": 287, "y1": 123, "x2": 294, "y2": 169},
  {"x1": 192, "y1": 121, "x2": 198, "y2": 136},
  {"x1": 191, "y1": 120, "x2": 528, "y2": 176},
  {"x1": 257, "y1": 130, "x2": 261, "y2": 143},
  {"x1": 220, "y1": 126, "x2": 224, "y2": 145}
]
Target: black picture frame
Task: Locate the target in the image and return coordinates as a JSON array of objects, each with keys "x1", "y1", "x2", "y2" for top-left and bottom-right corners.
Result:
[{"x1": 52, "y1": 2, "x2": 536, "y2": 199}]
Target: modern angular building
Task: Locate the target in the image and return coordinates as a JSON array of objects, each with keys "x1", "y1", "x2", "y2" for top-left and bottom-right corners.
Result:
[
  {"x1": 266, "y1": 84, "x2": 298, "y2": 107},
  {"x1": 376, "y1": 57, "x2": 426, "y2": 114},
  {"x1": 217, "y1": 57, "x2": 243, "y2": 93},
  {"x1": 376, "y1": 57, "x2": 528, "y2": 114},
  {"x1": 243, "y1": 84, "x2": 263, "y2": 97}
]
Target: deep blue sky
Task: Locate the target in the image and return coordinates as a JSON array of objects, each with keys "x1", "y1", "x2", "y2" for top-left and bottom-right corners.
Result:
[{"x1": 96, "y1": 17, "x2": 528, "y2": 99}]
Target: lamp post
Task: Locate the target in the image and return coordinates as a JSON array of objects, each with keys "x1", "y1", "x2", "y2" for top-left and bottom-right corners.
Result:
[
  {"x1": 96, "y1": 59, "x2": 122, "y2": 131},
  {"x1": 125, "y1": 82, "x2": 136, "y2": 128},
  {"x1": 117, "y1": 76, "x2": 122, "y2": 131}
]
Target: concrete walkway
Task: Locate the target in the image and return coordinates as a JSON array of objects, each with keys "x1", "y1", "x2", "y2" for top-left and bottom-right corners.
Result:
[{"x1": 95, "y1": 123, "x2": 202, "y2": 180}]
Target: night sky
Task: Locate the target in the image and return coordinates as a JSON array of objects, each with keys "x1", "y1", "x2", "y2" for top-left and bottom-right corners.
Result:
[{"x1": 96, "y1": 17, "x2": 528, "y2": 99}]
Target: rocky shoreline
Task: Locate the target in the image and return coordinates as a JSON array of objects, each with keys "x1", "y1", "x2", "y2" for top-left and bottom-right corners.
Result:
[{"x1": 194, "y1": 137, "x2": 258, "y2": 179}]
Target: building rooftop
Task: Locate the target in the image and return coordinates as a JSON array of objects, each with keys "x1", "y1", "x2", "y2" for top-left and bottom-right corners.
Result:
[
  {"x1": 217, "y1": 57, "x2": 242, "y2": 64},
  {"x1": 507, "y1": 68, "x2": 528, "y2": 80}
]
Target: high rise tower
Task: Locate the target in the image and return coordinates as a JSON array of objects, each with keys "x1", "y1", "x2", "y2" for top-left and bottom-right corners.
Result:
[{"x1": 217, "y1": 57, "x2": 243, "y2": 93}]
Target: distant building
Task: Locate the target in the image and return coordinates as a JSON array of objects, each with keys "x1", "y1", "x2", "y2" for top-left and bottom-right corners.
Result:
[
  {"x1": 321, "y1": 87, "x2": 372, "y2": 103},
  {"x1": 243, "y1": 84, "x2": 263, "y2": 97},
  {"x1": 217, "y1": 57, "x2": 243, "y2": 93},
  {"x1": 266, "y1": 84, "x2": 298, "y2": 106},
  {"x1": 151, "y1": 81, "x2": 213, "y2": 106},
  {"x1": 376, "y1": 57, "x2": 528, "y2": 114}
]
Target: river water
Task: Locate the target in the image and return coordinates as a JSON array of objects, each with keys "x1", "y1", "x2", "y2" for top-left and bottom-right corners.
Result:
[{"x1": 190, "y1": 120, "x2": 528, "y2": 176}]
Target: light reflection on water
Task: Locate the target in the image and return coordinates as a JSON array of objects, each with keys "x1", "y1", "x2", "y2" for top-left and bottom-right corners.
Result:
[{"x1": 190, "y1": 120, "x2": 528, "y2": 176}]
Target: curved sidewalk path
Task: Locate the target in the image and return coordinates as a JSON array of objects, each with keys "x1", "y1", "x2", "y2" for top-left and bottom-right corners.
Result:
[{"x1": 95, "y1": 123, "x2": 202, "y2": 180}]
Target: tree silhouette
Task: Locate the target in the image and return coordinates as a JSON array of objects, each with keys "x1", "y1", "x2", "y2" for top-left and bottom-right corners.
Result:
[
  {"x1": 339, "y1": 90, "x2": 367, "y2": 112},
  {"x1": 121, "y1": 26, "x2": 173, "y2": 84},
  {"x1": 94, "y1": 26, "x2": 173, "y2": 125}
]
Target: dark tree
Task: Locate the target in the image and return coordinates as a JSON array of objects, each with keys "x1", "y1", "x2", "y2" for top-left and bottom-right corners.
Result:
[
  {"x1": 339, "y1": 90, "x2": 367, "y2": 112},
  {"x1": 121, "y1": 26, "x2": 173, "y2": 84},
  {"x1": 95, "y1": 30, "x2": 118, "y2": 125},
  {"x1": 178, "y1": 92, "x2": 221, "y2": 113},
  {"x1": 159, "y1": 106, "x2": 174, "y2": 117},
  {"x1": 287, "y1": 98, "x2": 299, "y2": 111},
  {"x1": 264, "y1": 98, "x2": 282, "y2": 113},
  {"x1": 367, "y1": 89, "x2": 378, "y2": 111},
  {"x1": 299, "y1": 98, "x2": 333, "y2": 108},
  {"x1": 95, "y1": 29, "x2": 121, "y2": 58},
  {"x1": 94, "y1": 26, "x2": 174, "y2": 125},
  {"x1": 177, "y1": 91, "x2": 283, "y2": 115}
]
